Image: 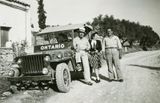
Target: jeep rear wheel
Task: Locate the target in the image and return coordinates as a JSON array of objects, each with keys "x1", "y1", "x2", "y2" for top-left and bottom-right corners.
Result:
[{"x1": 56, "y1": 63, "x2": 71, "y2": 93}]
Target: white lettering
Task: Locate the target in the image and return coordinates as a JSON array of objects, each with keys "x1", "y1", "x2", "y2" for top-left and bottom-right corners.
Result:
[
  {"x1": 51, "y1": 45, "x2": 55, "y2": 49},
  {"x1": 40, "y1": 44, "x2": 65, "y2": 51},
  {"x1": 61, "y1": 44, "x2": 65, "y2": 48},
  {"x1": 44, "y1": 46, "x2": 48, "y2": 50},
  {"x1": 55, "y1": 44, "x2": 59, "y2": 48},
  {"x1": 40, "y1": 46, "x2": 44, "y2": 50},
  {"x1": 48, "y1": 45, "x2": 52, "y2": 49}
]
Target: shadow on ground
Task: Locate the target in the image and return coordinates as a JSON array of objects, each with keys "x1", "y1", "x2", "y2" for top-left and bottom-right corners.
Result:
[
  {"x1": 71, "y1": 71, "x2": 111, "y2": 82},
  {"x1": 70, "y1": 71, "x2": 84, "y2": 80},
  {"x1": 129, "y1": 64, "x2": 160, "y2": 70},
  {"x1": 99, "y1": 74, "x2": 111, "y2": 82}
]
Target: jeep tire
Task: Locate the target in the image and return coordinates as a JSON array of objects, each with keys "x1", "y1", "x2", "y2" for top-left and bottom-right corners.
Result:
[{"x1": 56, "y1": 63, "x2": 71, "y2": 93}]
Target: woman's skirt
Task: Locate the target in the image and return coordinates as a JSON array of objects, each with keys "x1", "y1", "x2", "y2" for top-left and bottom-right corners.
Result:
[{"x1": 89, "y1": 52, "x2": 101, "y2": 70}]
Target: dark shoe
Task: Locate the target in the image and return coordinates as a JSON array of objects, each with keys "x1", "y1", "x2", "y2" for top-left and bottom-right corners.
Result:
[
  {"x1": 86, "y1": 82, "x2": 93, "y2": 86},
  {"x1": 118, "y1": 79, "x2": 124, "y2": 82},
  {"x1": 95, "y1": 79, "x2": 100, "y2": 83},
  {"x1": 108, "y1": 78, "x2": 115, "y2": 82}
]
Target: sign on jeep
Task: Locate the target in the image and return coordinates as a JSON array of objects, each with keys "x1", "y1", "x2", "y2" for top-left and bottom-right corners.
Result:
[{"x1": 34, "y1": 43, "x2": 66, "y2": 52}]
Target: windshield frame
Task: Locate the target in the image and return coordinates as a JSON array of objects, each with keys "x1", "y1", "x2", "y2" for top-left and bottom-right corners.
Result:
[{"x1": 34, "y1": 30, "x2": 73, "y2": 46}]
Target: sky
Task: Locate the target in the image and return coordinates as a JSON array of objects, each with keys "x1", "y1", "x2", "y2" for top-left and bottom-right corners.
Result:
[{"x1": 30, "y1": 0, "x2": 160, "y2": 35}]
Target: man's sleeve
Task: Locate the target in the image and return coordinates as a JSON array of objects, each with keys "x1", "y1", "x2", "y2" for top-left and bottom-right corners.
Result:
[
  {"x1": 102, "y1": 38, "x2": 106, "y2": 52},
  {"x1": 86, "y1": 40, "x2": 90, "y2": 50},
  {"x1": 73, "y1": 38, "x2": 77, "y2": 49},
  {"x1": 116, "y1": 37, "x2": 122, "y2": 49}
]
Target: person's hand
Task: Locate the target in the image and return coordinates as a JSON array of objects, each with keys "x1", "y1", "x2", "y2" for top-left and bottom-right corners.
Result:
[
  {"x1": 119, "y1": 54, "x2": 122, "y2": 59},
  {"x1": 119, "y1": 49, "x2": 122, "y2": 59},
  {"x1": 102, "y1": 51, "x2": 106, "y2": 60},
  {"x1": 103, "y1": 55, "x2": 106, "y2": 60},
  {"x1": 76, "y1": 48, "x2": 80, "y2": 52},
  {"x1": 85, "y1": 49, "x2": 89, "y2": 52}
]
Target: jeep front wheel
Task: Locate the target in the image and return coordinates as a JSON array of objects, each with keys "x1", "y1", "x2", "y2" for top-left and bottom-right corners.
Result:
[{"x1": 56, "y1": 63, "x2": 71, "y2": 93}]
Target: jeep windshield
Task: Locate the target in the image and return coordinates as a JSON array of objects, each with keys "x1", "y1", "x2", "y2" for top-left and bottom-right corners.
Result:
[{"x1": 35, "y1": 32, "x2": 72, "y2": 45}]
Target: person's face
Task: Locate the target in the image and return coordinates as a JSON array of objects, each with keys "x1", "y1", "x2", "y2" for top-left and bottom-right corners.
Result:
[
  {"x1": 74, "y1": 32, "x2": 78, "y2": 37},
  {"x1": 78, "y1": 32, "x2": 85, "y2": 38},
  {"x1": 107, "y1": 29, "x2": 113, "y2": 36},
  {"x1": 52, "y1": 34, "x2": 56, "y2": 38},
  {"x1": 92, "y1": 34, "x2": 97, "y2": 40}
]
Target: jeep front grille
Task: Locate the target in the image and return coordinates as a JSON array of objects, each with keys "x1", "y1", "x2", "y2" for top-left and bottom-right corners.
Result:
[{"x1": 21, "y1": 55, "x2": 45, "y2": 75}]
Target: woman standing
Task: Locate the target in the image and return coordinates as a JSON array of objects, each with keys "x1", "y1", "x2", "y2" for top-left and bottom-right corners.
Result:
[{"x1": 89, "y1": 32, "x2": 102, "y2": 83}]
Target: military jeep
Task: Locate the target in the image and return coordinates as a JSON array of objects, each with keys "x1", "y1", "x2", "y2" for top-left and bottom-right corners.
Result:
[{"x1": 7, "y1": 24, "x2": 92, "y2": 93}]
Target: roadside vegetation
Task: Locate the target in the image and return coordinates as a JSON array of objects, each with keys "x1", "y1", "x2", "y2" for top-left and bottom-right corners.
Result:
[{"x1": 87, "y1": 14, "x2": 160, "y2": 50}]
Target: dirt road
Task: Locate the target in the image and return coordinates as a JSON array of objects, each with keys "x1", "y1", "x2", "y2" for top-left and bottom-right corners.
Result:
[{"x1": 3, "y1": 50, "x2": 160, "y2": 103}]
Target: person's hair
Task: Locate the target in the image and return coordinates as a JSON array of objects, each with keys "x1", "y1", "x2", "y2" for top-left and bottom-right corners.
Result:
[
  {"x1": 91, "y1": 32, "x2": 97, "y2": 39},
  {"x1": 107, "y1": 27, "x2": 113, "y2": 30},
  {"x1": 74, "y1": 29, "x2": 79, "y2": 33},
  {"x1": 107, "y1": 27, "x2": 114, "y2": 36}
]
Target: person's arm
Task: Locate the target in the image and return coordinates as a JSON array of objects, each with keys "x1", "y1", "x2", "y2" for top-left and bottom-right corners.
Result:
[
  {"x1": 73, "y1": 38, "x2": 79, "y2": 52},
  {"x1": 116, "y1": 37, "x2": 123, "y2": 59},
  {"x1": 119, "y1": 49, "x2": 123, "y2": 59},
  {"x1": 96, "y1": 40, "x2": 102, "y2": 52},
  {"x1": 102, "y1": 38, "x2": 106, "y2": 59},
  {"x1": 73, "y1": 38, "x2": 77, "y2": 49},
  {"x1": 86, "y1": 40, "x2": 91, "y2": 51}
]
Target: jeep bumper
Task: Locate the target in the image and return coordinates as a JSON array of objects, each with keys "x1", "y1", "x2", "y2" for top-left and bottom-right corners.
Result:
[{"x1": 7, "y1": 75, "x2": 52, "y2": 82}]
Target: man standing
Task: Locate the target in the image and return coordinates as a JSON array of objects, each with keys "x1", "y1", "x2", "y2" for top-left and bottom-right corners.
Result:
[
  {"x1": 73, "y1": 27, "x2": 93, "y2": 85},
  {"x1": 102, "y1": 28, "x2": 123, "y2": 82}
]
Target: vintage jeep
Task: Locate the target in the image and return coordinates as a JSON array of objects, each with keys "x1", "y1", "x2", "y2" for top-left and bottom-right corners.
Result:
[{"x1": 7, "y1": 24, "x2": 92, "y2": 93}]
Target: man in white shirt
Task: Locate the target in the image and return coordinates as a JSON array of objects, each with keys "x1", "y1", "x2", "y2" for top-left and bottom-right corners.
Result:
[
  {"x1": 102, "y1": 28, "x2": 123, "y2": 82},
  {"x1": 73, "y1": 27, "x2": 92, "y2": 85}
]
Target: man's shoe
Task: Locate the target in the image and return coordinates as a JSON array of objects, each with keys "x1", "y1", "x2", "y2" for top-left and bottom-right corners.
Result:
[
  {"x1": 118, "y1": 79, "x2": 124, "y2": 82},
  {"x1": 86, "y1": 82, "x2": 93, "y2": 86},
  {"x1": 95, "y1": 79, "x2": 100, "y2": 83},
  {"x1": 108, "y1": 78, "x2": 114, "y2": 82}
]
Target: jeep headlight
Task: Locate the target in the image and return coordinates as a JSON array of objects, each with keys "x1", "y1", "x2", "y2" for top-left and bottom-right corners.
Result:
[
  {"x1": 8, "y1": 70, "x2": 15, "y2": 77},
  {"x1": 44, "y1": 56, "x2": 51, "y2": 62},
  {"x1": 42, "y1": 68, "x2": 49, "y2": 75},
  {"x1": 57, "y1": 53, "x2": 63, "y2": 59},
  {"x1": 17, "y1": 58, "x2": 22, "y2": 64}
]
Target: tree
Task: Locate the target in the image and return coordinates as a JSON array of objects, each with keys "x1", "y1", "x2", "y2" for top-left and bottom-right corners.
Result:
[
  {"x1": 91, "y1": 14, "x2": 159, "y2": 47},
  {"x1": 37, "y1": 0, "x2": 46, "y2": 30}
]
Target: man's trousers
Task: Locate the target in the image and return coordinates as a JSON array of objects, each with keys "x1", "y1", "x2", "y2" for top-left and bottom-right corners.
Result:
[
  {"x1": 75, "y1": 51, "x2": 91, "y2": 82},
  {"x1": 105, "y1": 48, "x2": 123, "y2": 80}
]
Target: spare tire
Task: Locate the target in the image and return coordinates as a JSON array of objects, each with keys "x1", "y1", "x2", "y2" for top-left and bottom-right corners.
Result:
[{"x1": 56, "y1": 63, "x2": 71, "y2": 93}]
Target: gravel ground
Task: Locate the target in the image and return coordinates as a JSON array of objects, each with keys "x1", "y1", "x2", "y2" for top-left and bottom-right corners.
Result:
[{"x1": 1, "y1": 50, "x2": 160, "y2": 103}]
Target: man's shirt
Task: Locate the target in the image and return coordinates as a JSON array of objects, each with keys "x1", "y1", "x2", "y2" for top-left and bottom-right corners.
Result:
[
  {"x1": 102, "y1": 35, "x2": 122, "y2": 52},
  {"x1": 73, "y1": 37, "x2": 90, "y2": 51}
]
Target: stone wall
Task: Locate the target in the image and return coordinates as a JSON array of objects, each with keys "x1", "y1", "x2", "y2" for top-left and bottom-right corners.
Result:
[{"x1": 0, "y1": 48, "x2": 14, "y2": 76}]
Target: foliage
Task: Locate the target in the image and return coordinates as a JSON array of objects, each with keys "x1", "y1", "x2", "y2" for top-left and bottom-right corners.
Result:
[
  {"x1": 90, "y1": 15, "x2": 159, "y2": 47},
  {"x1": 37, "y1": 0, "x2": 47, "y2": 30}
]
